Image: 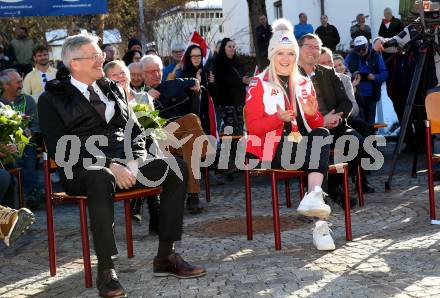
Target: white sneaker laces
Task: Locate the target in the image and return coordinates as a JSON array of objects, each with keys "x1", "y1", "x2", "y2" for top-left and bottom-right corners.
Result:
[{"x1": 315, "y1": 222, "x2": 333, "y2": 236}]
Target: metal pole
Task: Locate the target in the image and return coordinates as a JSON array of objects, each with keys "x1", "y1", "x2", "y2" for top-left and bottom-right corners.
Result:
[
  {"x1": 385, "y1": 50, "x2": 427, "y2": 191},
  {"x1": 138, "y1": 0, "x2": 147, "y2": 49}
]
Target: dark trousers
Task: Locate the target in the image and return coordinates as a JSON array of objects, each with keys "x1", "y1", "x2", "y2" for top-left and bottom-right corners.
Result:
[
  {"x1": 218, "y1": 105, "x2": 244, "y2": 135},
  {"x1": 63, "y1": 157, "x2": 188, "y2": 258},
  {"x1": 271, "y1": 128, "x2": 330, "y2": 176},
  {"x1": 329, "y1": 124, "x2": 366, "y2": 174},
  {"x1": 358, "y1": 96, "x2": 377, "y2": 125}
]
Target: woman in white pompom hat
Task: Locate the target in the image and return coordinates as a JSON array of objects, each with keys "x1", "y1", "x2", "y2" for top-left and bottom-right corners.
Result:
[{"x1": 244, "y1": 18, "x2": 335, "y2": 251}]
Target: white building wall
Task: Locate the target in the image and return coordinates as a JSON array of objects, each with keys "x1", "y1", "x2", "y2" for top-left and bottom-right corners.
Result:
[
  {"x1": 264, "y1": 0, "x2": 400, "y2": 50},
  {"x1": 222, "y1": 0, "x2": 252, "y2": 54}
]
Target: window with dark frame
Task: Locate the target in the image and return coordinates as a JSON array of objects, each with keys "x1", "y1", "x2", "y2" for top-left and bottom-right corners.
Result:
[{"x1": 274, "y1": 0, "x2": 283, "y2": 19}]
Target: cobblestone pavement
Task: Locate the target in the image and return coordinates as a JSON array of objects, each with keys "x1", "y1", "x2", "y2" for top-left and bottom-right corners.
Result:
[{"x1": 1, "y1": 144, "x2": 440, "y2": 298}]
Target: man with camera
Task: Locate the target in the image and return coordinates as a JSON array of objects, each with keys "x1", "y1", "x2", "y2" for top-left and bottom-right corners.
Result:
[{"x1": 345, "y1": 36, "x2": 388, "y2": 125}]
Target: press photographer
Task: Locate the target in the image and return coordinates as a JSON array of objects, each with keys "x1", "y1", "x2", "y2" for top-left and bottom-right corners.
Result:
[{"x1": 373, "y1": 0, "x2": 440, "y2": 188}]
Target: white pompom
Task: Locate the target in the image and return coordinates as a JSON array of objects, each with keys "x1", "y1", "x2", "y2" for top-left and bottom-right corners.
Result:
[{"x1": 272, "y1": 18, "x2": 293, "y2": 33}]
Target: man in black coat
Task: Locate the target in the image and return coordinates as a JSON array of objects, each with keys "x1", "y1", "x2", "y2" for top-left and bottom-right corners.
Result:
[
  {"x1": 298, "y1": 34, "x2": 375, "y2": 205},
  {"x1": 255, "y1": 14, "x2": 272, "y2": 68},
  {"x1": 315, "y1": 15, "x2": 340, "y2": 51},
  {"x1": 38, "y1": 34, "x2": 206, "y2": 298},
  {"x1": 378, "y1": 7, "x2": 404, "y2": 69}
]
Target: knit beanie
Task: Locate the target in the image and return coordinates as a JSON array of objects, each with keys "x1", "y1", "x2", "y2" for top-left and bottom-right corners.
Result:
[
  {"x1": 128, "y1": 38, "x2": 142, "y2": 50},
  {"x1": 267, "y1": 18, "x2": 298, "y2": 59}
]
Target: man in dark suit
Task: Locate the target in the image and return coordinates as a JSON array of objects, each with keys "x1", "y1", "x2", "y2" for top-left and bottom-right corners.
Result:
[
  {"x1": 298, "y1": 33, "x2": 375, "y2": 206},
  {"x1": 38, "y1": 34, "x2": 205, "y2": 298}
]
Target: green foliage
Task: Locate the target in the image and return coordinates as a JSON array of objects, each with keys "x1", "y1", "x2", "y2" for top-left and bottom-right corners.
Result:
[
  {"x1": 0, "y1": 105, "x2": 30, "y2": 166},
  {"x1": 132, "y1": 103, "x2": 168, "y2": 140}
]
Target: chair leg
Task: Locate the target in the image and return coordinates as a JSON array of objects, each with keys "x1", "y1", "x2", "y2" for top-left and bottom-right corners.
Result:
[
  {"x1": 79, "y1": 200, "x2": 92, "y2": 288},
  {"x1": 299, "y1": 176, "x2": 305, "y2": 199},
  {"x1": 356, "y1": 165, "x2": 364, "y2": 207},
  {"x1": 244, "y1": 168, "x2": 253, "y2": 240},
  {"x1": 270, "y1": 172, "x2": 281, "y2": 250},
  {"x1": 284, "y1": 179, "x2": 291, "y2": 208},
  {"x1": 426, "y1": 126, "x2": 436, "y2": 220},
  {"x1": 43, "y1": 158, "x2": 57, "y2": 277},
  {"x1": 17, "y1": 170, "x2": 24, "y2": 208},
  {"x1": 46, "y1": 196, "x2": 56, "y2": 277},
  {"x1": 342, "y1": 165, "x2": 352, "y2": 241},
  {"x1": 124, "y1": 199, "x2": 134, "y2": 258},
  {"x1": 203, "y1": 167, "x2": 211, "y2": 202}
]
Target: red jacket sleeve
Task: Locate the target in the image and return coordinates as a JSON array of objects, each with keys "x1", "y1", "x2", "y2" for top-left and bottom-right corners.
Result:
[
  {"x1": 304, "y1": 111, "x2": 324, "y2": 128},
  {"x1": 245, "y1": 78, "x2": 283, "y2": 136}
]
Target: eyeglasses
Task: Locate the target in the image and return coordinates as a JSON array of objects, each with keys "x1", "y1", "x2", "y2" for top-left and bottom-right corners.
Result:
[
  {"x1": 302, "y1": 44, "x2": 320, "y2": 51},
  {"x1": 172, "y1": 50, "x2": 184, "y2": 54},
  {"x1": 41, "y1": 73, "x2": 47, "y2": 83},
  {"x1": 72, "y1": 52, "x2": 106, "y2": 62},
  {"x1": 190, "y1": 55, "x2": 202, "y2": 59}
]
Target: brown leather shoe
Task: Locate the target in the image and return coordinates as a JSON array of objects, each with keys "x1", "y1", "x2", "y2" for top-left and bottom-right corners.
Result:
[
  {"x1": 153, "y1": 253, "x2": 206, "y2": 279},
  {"x1": 96, "y1": 269, "x2": 127, "y2": 298}
]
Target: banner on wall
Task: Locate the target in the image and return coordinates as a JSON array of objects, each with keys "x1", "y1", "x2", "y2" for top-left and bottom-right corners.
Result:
[{"x1": 0, "y1": 0, "x2": 108, "y2": 18}]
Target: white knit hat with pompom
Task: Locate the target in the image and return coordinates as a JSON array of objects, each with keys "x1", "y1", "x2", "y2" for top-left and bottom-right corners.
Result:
[{"x1": 267, "y1": 18, "x2": 298, "y2": 59}]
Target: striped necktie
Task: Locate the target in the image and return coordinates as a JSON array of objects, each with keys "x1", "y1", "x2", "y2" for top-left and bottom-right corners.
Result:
[{"x1": 87, "y1": 85, "x2": 106, "y2": 121}]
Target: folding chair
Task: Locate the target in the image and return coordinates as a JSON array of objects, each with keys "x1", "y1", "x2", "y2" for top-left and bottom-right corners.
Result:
[
  {"x1": 43, "y1": 152, "x2": 161, "y2": 288},
  {"x1": 425, "y1": 90, "x2": 440, "y2": 221},
  {"x1": 244, "y1": 160, "x2": 352, "y2": 250}
]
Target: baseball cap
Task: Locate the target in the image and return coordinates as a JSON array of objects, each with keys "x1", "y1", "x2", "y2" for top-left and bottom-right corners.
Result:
[{"x1": 353, "y1": 36, "x2": 368, "y2": 49}]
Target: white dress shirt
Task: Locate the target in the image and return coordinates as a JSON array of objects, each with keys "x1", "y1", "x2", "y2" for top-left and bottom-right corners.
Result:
[{"x1": 70, "y1": 77, "x2": 115, "y2": 123}]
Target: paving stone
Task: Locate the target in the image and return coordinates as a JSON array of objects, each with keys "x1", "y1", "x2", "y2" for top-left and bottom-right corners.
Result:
[{"x1": 1, "y1": 144, "x2": 440, "y2": 297}]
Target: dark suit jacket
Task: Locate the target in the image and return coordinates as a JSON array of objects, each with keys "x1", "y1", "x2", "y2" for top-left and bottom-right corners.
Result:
[
  {"x1": 378, "y1": 17, "x2": 404, "y2": 39},
  {"x1": 300, "y1": 65, "x2": 352, "y2": 119},
  {"x1": 38, "y1": 77, "x2": 146, "y2": 182}
]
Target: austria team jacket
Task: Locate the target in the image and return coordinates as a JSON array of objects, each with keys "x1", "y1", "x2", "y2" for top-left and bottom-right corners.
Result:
[{"x1": 245, "y1": 70, "x2": 324, "y2": 161}]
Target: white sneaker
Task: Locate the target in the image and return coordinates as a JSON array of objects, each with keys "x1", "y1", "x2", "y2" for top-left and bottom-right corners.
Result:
[
  {"x1": 297, "y1": 186, "x2": 331, "y2": 219},
  {"x1": 313, "y1": 220, "x2": 335, "y2": 251}
]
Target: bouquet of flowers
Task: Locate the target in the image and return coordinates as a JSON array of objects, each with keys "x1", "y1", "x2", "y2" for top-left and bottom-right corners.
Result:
[
  {"x1": 132, "y1": 103, "x2": 168, "y2": 140},
  {"x1": 0, "y1": 105, "x2": 30, "y2": 166}
]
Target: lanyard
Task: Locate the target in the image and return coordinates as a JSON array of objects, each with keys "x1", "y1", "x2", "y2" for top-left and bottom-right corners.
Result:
[{"x1": 280, "y1": 80, "x2": 299, "y2": 133}]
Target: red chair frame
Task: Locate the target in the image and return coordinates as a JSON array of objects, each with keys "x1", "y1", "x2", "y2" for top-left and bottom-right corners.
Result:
[
  {"x1": 425, "y1": 91, "x2": 440, "y2": 220},
  {"x1": 43, "y1": 153, "x2": 162, "y2": 288},
  {"x1": 245, "y1": 160, "x2": 352, "y2": 250}
]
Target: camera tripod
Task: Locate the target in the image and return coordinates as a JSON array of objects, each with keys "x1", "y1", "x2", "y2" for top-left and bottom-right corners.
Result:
[{"x1": 385, "y1": 40, "x2": 436, "y2": 191}]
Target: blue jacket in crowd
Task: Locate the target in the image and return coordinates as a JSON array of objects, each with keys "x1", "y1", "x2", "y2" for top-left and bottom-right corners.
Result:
[
  {"x1": 344, "y1": 48, "x2": 388, "y2": 100},
  {"x1": 294, "y1": 23, "x2": 314, "y2": 40}
]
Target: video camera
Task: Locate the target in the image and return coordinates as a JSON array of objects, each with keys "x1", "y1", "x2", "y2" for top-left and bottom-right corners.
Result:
[{"x1": 383, "y1": 0, "x2": 440, "y2": 53}]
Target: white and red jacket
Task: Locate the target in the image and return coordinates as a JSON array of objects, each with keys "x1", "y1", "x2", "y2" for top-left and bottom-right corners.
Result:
[{"x1": 245, "y1": 70, "x2": 324, "y2": 161}]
